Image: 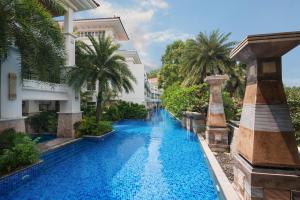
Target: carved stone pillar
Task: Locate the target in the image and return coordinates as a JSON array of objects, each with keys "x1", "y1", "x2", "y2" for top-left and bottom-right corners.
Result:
[
  {"x1": 230, "y1": 32, "x2": 300, "y2": 200},
  {"x1": 205, "y1": 75, "x2": 229, "y2": 152}
]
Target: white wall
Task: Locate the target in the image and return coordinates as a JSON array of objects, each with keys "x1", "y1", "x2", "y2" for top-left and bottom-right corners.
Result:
[
  {"x1": 118, "y1": 63, "x2": 145, "y2": 104},
  {"x1": 0, "y1": 47, "x2": 23, "y2": 119}
]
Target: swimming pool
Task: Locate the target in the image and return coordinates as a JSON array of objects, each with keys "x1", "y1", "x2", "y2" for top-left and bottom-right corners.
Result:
[{"x1": 1, "y1": 109, "x2": 220, "y2": 200}]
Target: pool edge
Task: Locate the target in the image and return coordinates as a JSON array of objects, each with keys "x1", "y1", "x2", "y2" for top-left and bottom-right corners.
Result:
[{"x1": 197, "y1": 134, "x2": 239, "y2": 200}]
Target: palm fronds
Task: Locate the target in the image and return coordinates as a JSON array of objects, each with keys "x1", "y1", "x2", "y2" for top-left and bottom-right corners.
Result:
[{"x1": 67, "y1": 33, "x2": 136, "y2": 121}]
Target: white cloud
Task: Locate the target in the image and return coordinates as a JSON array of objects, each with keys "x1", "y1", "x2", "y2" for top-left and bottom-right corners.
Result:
[
  {"x1": 139, "y1": 0, "x2": 169, "y2": 9},
  {"x1": 83, "y1": 0, "x2": 190, "y2": 69}
]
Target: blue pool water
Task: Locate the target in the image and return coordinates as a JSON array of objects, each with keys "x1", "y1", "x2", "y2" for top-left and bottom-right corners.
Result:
[{"x1": 1, "y1": 110, "x2": 220, "y2": 200}]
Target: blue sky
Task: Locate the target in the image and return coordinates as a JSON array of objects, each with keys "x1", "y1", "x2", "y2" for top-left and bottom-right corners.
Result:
[{"x1": 77, "y1": 0, "x2": 300, "y2": 86}]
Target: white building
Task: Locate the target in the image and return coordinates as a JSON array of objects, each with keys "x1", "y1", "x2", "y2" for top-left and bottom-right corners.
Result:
[
  {"x1": 0, "y1": 0, "x2": 99, "y2": 138},
  {"x1": 59, "y1": 17, "x2": 147, "y2": 105},
  {"x1": 144, "y1": 77, "x2": 162, "y2": 109}
]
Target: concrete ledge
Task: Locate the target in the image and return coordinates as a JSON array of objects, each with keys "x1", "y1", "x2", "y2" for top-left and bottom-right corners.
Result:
[
  {"x1": 83, "y1": 130, "x2": 115, "y2": 140},
  {"x1": 39, "y1": 138, "x2": 82, "y2": 153},
  {"x1": 197, "y1": 134, "x2": 239, "y2": 200}
]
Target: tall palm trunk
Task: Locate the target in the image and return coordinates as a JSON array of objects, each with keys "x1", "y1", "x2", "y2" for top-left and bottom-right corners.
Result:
[{"x1": 96, "y1": 88, "x2": 103, "y2": 122}]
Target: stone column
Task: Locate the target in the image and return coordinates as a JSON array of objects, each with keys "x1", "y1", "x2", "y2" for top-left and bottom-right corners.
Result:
[
  {"x1": 0, "y1": 47, "x2": 25, "y2": 133},
  {"x1": 204, "y1": 75, "x2": 229, "y2": 152},
  {"x1": 230, "y1": 32, "x2": 300, "y2": 200},
  {"x1": 57, "y1": 8, "x2": 82, "y2": 138}
]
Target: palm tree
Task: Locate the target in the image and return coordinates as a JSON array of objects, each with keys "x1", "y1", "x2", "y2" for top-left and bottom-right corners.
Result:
[
  {"x1": 181, "y1": 30, "x2": 235, "y2": 85},
  {"x1": 68, "y1": 34, "x2": 136, "y2": 122},
  {"x1": 0, "y1": 0, "x2": 65, "y2": 82},
  {"x1": 225, "y1": 63, "x2": 246, "y2": 98}
]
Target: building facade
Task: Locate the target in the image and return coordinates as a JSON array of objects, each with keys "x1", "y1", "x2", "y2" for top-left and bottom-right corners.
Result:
[
  {"x1": 0, "y1": 0, "x2": 99, "y2": 137},
  {"x1": 59, "y1": 17, "x2": 149, "y2": 106}
]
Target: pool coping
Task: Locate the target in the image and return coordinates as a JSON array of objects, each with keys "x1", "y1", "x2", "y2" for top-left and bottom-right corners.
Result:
[
  {"x1": 82, "y1": 130, "x2": 115, "y2": 140},
  {"x1": 0, "y1": 160, "x2": 44, "y2": 180},
  {"x1": 197, "y1": 134, "x2": 239, "y2": 200},
  {"x1": 39, "y1": 138, "x2": 83, "y2": 154}
]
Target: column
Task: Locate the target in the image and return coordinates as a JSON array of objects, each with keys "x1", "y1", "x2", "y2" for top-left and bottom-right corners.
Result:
[
  {"x1": 0, "y1": 47, "x2": 25, "y2": 133},
  {"x1": 57, "y1": 8, "x2": 82, "y2": 138},
  {"x1": 204, "y1": 75, "x2": 229, "y2": 152},
  {"x1": 230, "y1": 32, "x2": 300, "y2": 200}
]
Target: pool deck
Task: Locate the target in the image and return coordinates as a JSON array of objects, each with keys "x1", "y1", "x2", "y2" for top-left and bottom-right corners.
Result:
[
  {"x1": 38, "y1": 138, "x2": 81, "y2": 153},
  {"x1": 197, "y1": 134, "x2": 239, "y2": 200}
]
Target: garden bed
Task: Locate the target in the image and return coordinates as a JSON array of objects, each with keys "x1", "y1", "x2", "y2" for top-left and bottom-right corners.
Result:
[{"x1": 215, "y1": 152, "x2": 234, "y2": 182}]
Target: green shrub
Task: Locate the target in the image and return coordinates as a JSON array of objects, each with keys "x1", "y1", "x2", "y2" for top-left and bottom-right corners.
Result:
[
  {"x1": 103, "y1": 101, "x2": 148, "y2": 121},
  {"x1": 0, "y1": 129, "x2": 39, "y2": 176},
  {"x1": 75, "y1": 117, "x2": 113, "y2": 137},
  {"x1": 27, "y1": 111, "x2": 57, "y2": 133},
  {"x1": 161, "y1": 83, "x2": 209, "y2": 118},
  {"x1": 223, "y1": 92, "x2": 242, "y2": 121},
  {"x1": 285, "y1": 87, "x2": 300, "y2": 146}
]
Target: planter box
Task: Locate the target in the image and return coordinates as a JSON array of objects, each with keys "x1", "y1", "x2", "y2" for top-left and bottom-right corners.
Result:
[{"x1": 181, "y1": 111, "x2": 206, "y2": 134}]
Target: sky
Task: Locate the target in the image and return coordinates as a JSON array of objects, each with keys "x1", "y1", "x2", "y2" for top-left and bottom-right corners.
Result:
[{"x1": 75, "y1": 0, "x2": 300, "y2": 86}]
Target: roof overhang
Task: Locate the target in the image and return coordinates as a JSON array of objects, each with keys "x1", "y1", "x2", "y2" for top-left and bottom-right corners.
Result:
[
  {"x1": 118, "y1": 50, "x2": 142, "y2": 64},
  {"x1": 71, "y1": 17, "x2": 129, "y2": 41},
  {"x1": 230, "y1": 31, "x2": 300, "y2": 63},
  {"x1": 61, "y1": 0, "x2": 99, "y2": 12}
]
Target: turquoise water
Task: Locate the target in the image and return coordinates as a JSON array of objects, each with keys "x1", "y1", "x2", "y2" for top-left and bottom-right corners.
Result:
[{"x1": 1, "y1": 109, "x2": 220, "y2": 200}]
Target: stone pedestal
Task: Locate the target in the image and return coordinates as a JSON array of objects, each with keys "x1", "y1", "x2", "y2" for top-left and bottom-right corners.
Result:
[
  {"x1": 181, "y1": 111, "x2": 187, "y2": 128},
  {"x1": 205, "y1": 75, "x2": 229, "y2": 152},
  {"x1": 234, "y1": 154, "x2": 300, "y2": 200},
  {"x1": 57, "y1": 112, "x2": 82, "y2": 138},
  {"x1": 185, "y1": 111, "x2": 193, "y2": 131},
  {"x1": 230, "y1": 32, "x2": 300, "y2": 200},
  {"x1": 191, "y1": 112, "x2": 206, "y2": 134}
]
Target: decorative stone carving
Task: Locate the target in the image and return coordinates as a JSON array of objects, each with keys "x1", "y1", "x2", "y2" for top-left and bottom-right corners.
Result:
[
  {"x1": 230, "y1": 31, "x2": 300, "y2": 200},
  {"x1": 204, "y1": 75, "x2": 229, "y2": 152}
]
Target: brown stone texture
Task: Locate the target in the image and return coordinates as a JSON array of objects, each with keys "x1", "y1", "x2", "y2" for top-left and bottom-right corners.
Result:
[
  {"x1": 206, "y1": 127, "x2": 229, "y2": 152},
  {"x1": 57, "y1": 112, "x2": 82, "y2": 138},
  {"x1": 207, "y1": 113, "x2": 227, "y2": 127},
  {"x1": 234, "y1": 155, "x2": 300, "y2": 200},
  {"x1": 238, "y1": 126, "x2": 300, "y2": 168},
  {"x1": 0, "y1": 118, "x2": 25, "y2": 133},
  {"x1": 231, "y1": 31, "x2": 300, "y2": 200}
]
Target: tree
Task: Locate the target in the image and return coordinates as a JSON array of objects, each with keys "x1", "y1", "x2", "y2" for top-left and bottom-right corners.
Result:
[
  {"x1": 158, "y1": 40, "x2": 185, "y2": 89},
  {"x1": 181, "y1": 30, "x2": 235, "y2": 85},
  {"x1": 68, "y1": 34, "x2": 136, "y2": 122},
  {"x1": 147, "y1": 69, "x2": 159, "y2": 79},
  {"x1": 0, "y1": 0, "x2": 65, "y2": 82},
  {"x1": 224, "y1": 63, "x2": 246, "y2": 98}
]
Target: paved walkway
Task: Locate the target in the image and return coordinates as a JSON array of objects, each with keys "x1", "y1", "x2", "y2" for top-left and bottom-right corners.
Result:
[{"x1": 38, "y1": 138, "x2": 79, "y2": 153}]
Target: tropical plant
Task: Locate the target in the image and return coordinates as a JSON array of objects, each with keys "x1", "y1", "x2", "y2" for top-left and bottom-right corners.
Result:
[
  {"x1": 224, "y1": 63, "x2": 246, "y2": 98},
  {"x1": 0, "y1": 129, "x2": 39, "y2": 175},
  {"x1": 158, "y1": 40, "x2": 185, "y2": 89},
  {"x1": 74, "y1": 117, "x2": 112, "y2": 138},
  {"x1": 26, "y1": 111, "x2": 58, "y2": 133},
  {"x1": 181, "y1": 30, "x2": 235, "y2": 85},
  {"x1": 147, "y1": 69, "x2": 159, "y2": 79},
  {"x1": 285, "y1": 87, "x2": 300, "y2": 145},
  {"x1": 161, "y1": 83, "x2": 209, "y2": 118},
  {"x1": 0, "y1": 0, "x2": 66, "y2": 82},
  {"x1": 68, "y1": 34, "x2": 136, "y2": 122}
]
